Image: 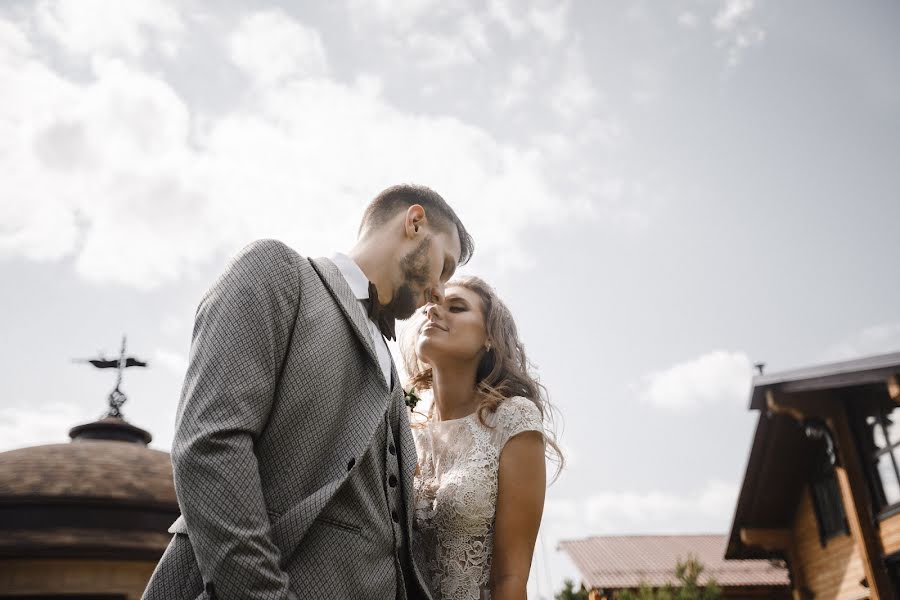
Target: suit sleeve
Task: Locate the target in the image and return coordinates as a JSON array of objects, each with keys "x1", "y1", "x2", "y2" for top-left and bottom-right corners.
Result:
[{"x1": 171, "y1": 239, "x2": 301, "y2": 599}]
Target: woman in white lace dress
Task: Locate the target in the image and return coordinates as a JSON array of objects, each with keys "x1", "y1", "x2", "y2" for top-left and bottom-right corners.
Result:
[{"x1": 401, "y1": 276, "x2": 563, "y2": 600}]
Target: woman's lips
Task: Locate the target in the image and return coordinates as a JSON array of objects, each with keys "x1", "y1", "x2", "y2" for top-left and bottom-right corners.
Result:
[{"x1": 423, "y1": 322, "x2": 447, "y2": 332}]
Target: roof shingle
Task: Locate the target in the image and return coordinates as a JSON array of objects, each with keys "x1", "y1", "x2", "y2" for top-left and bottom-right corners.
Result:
[{"x1": 559, "y1": 534, "x2": 790, "y2": 588}]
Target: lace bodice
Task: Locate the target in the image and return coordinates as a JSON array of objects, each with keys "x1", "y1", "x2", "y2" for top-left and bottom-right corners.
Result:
[{"x1": 412, "y1": 397, "x2": 545, "y2": 600}]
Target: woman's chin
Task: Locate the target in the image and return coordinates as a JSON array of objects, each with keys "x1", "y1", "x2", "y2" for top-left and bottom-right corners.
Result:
[{"x1": 416, "y1": 339, "x2": 438, "y2": 363}]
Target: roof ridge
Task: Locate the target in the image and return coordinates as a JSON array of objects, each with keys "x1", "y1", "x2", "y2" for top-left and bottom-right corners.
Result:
[{"x1": 561, "y1": 533, "x2": 727, "y2": 542}]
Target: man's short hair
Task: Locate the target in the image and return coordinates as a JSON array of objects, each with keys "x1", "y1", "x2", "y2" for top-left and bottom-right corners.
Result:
[{"x1": 359, "y1": 184, "x2": 474, "y2": 265}]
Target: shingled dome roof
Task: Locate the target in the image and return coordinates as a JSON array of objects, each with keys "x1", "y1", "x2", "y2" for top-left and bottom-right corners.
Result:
[{"x1": 0, "y1": 414, "x2": 179, "y2": 560}]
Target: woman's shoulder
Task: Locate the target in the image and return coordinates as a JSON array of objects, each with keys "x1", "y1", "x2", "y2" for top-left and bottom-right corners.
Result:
[
  {"x1": 496, "y1": 396, "x2": 542, "y2": 419},
  {"x1": 490, "y1": 397, "x2": 545, "y2": 447}
]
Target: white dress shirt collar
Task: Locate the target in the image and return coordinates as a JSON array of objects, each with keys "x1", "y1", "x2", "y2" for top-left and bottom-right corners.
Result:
[
  {"x1": 330, "y1": 252, "x2": 370, "y2": 301},
  {"x1": 330, "y1": 252, "x2": 393, "y2": 387}
]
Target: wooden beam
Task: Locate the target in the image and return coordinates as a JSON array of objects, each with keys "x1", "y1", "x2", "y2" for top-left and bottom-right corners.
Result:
[
  {"x1": 888, "y1": 374, "x2": 900, "y2": 403},
  {"x1": 826, "y1": 407, "x2": 893, "y2": 600},
  {"x1": 740, "y1": 527, "x2": 792, "y2": 551},
  {"x1": 739, "y1": 528, "x2": 810, "y2": 599},
  {"x1": 766, "y1": 389, "x2": 806, "y2": 422}
]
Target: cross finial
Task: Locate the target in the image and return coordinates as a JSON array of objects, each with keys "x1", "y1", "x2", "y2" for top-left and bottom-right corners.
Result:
[{"x1": 74, "y1": 335, "x2": 148, "y2": 418}]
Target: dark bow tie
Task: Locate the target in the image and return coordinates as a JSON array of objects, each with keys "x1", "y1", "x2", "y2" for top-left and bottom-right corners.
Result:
[{"x1": 363, "y1": 281, "x2": 396, "y2": 342}]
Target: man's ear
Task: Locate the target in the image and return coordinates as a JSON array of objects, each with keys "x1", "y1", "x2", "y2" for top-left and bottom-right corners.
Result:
[{"x1": 405, "y1": 204, "x2": 426, "y2": 238}]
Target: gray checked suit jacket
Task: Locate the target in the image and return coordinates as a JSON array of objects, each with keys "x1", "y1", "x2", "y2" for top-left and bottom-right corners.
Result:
[{"x1": 142, "y1": 240, "x2": 430, "y2": 600}]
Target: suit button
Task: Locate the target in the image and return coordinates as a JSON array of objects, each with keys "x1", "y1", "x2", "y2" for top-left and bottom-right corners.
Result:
[
  {"x1": 388, "y1": 474, "x2": 398, "y2": 487},
  {"x1": 347, "y1": 458, "x2": 355, "y2": 471},
  {"x1": 392, "y1": 510, "x2": 400, "y2": 523},
  {"x1": 388, "y1": 443, "x2": 396, "y2": 455}
]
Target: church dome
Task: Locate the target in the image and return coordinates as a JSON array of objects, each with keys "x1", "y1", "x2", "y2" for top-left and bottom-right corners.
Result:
[{"x1": 0, "y1": 414, "x2": 179, "y2": 560}]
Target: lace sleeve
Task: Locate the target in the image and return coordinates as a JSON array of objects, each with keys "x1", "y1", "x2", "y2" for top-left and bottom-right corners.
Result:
[{"x1": 492, "y1": 397, "x2": 545, "y2": 451}]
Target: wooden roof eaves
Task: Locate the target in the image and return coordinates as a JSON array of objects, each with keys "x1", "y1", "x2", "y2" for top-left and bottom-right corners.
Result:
[{"x1": 749, "y1": 351, "x2": 900, "y2": 410}]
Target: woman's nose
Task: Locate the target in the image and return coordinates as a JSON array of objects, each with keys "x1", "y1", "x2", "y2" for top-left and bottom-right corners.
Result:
[
  {"x1": 425, "y1": 303, "x2": 441, "y2": 320},
  {"x1": 430, "y1": 283, "x2": 445, "y2": 305}
]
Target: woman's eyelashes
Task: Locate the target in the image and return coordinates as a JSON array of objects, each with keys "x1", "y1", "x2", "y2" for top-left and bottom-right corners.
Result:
[{"x1": 419, "y1": 301, "x2": 466, "y2": 315}]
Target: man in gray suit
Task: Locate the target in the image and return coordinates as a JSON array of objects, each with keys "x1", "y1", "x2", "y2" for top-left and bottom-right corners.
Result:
[{"x1": 143, "y1": 184, "x2": 473, "y2": 600}]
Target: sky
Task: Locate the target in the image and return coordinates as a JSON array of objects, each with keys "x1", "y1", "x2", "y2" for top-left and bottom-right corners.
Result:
[{"x1": 2, "y1": 0, "x2": 900, "y2": 596}]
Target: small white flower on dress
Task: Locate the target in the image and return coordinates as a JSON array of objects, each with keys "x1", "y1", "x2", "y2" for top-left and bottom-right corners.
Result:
[{"x1": 465, "y1": 541, "x2": 486, "y2": 566}]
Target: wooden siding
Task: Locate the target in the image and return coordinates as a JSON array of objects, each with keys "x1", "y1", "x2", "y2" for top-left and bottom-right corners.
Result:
[
  {"x1": 720, "y1": 586, "x2": 791, "y2": 599},
  {"x1": 792, "y1": 486, "x2": 869, "y2": 600},
  {"x1": 879, "y1": 511, "x2": 900, "y2": 556},
  {"x1": 0, "y1": 558, "x2": 156, "y2": 599}
]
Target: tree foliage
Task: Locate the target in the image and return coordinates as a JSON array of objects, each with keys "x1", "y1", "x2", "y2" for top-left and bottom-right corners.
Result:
[
  {"x1": 555, "y1": 578, "x2": 590, "y2": 600},
  {"x1": 616, "y1": 555, "x2": 722, "y2": 600}
]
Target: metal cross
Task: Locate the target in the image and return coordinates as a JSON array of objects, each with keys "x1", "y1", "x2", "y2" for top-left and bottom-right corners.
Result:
[{"x1": 75, "y1": 335, "x2": 148, "y2": 418}]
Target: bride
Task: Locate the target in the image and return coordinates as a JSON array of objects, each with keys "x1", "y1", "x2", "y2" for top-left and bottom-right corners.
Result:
[{"x1": 401, "y1": 276, "x2": 563, "y2": 600}]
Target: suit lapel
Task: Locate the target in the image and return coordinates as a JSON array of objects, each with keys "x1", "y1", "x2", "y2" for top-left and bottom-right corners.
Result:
[
  {"x1": 389, "y1": 357, "x2": 401, "y2": 395},
  {"x1": 309, "y1": 257, "x2": 382, "y2": 382}
]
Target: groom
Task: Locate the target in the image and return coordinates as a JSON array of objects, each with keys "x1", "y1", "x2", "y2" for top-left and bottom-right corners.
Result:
[{"x1": 143, "y1": 184, "x2": 473, "y2": 600}]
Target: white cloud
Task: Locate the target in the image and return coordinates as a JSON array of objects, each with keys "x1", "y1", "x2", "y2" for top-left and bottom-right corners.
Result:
[
  {"x1": 388, "y1": 15, "x2": 493, "y2": 71},
  {"x1": 584, "y1": 480, "x2": 739, "y2": 533},
  {"x1": 527, "y1": 0, "x2": 570, "y2": 44},
  {"x1": 0, "y1": 17, "x2": 84, "y2": 261},
  {"x1": 630, "y1": 62, "x2": 663, "y2": 106},
  {"x1": 711, "y1": 0, "x2": 765, "y2": 68},
  {"x1": 823, "y1": 322, "x2": 900, "y2": 362},
  {"x1": 0, "y1": 402, "x2": 91, "y2": 452},
  {"x1": 160, "y1": 313, "x2": 191, "y2": 337},
  {"x1": 0, "y1": 6, "x2": 586, "y2": 288},
  {"x1": 550, "y1": 46, "x2": 598, "y2": 120},
  {"x1": 229, "y1": 9, "x2": 328, "y2": 86},
  {"x1": 357, "y1": 0, "x2": 568, "y2": 48},
  {"x1": 544, "y1": 480, "x2": 740, "y2": 538},
  {"x1": 153, "y1": 348, "x2": 189, "y2": 376},
  {"x1": 348, "y1": 0, "x2": 443, "y2": 34},
  {"x1": 494, "y1": 63, "x2": 534, "y2": 110},
  {"x1": 638, "y1": 351, "x2": 754, "y2": 411},
  {"x1": 405, "y1": 32, "x2": 477, "y2": 69},
  {"x1": 0, "y1": 17, "x2": 30, "y2": 59},
  {"x1": 35, "y1": 0, "x2": 182, "y2": 59},
  {"x1": 677, "y1": 11, "x2": 699, "y2": 29},
  {"x1": 489, "y1": 0, "x2": 570, "y2": 43},
  {"x1": 712, "y1": 0, "x2": 754, "y2": 32},
  {"x1": 488, "y1": 0, "x2": 527, "y2": 37},
  {"x1": 459, "y1": 13, "x2": 491, "y2": 55}
]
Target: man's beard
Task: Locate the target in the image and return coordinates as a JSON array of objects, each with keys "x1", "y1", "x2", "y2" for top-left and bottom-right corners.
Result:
[{"x1": 385, "y1": 236, "x2": 433, "y2": 321}]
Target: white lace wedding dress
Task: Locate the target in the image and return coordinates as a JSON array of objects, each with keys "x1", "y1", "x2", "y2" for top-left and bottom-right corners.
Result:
[{"x1": 412, "y1": 396, "x2": 545, "y2": 600}]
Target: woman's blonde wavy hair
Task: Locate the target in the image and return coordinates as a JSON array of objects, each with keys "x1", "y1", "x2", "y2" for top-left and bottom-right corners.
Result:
[{"x1": 400, "y1": 275, "x2": 564, "y2": 481}]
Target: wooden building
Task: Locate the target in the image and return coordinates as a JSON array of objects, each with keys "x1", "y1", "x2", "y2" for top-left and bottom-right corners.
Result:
[
  {"x1": 0, "y1": 413, "x2": 177, "y2": 598},
  {"x1": 559, "y1": 534, "x2": 790, "y2": 599},
  {"x1": 727, "y1": 351, "x2": 900, "y2": 599}
]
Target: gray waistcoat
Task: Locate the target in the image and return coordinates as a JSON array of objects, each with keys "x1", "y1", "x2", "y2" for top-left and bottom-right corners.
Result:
[{"x1": 309, "y1": 385, "x2": 412, "y2": 598}]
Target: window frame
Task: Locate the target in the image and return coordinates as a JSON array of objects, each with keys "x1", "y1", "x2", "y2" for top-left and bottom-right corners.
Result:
[
  {"x1": 861, "y1": 405, "x2": 900, "y2": 516},
  {"x1": 808, "y1": 435, "x2": 850, "y2": 545}
]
